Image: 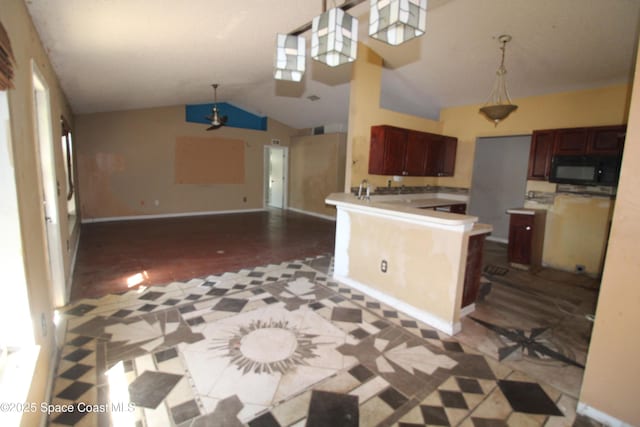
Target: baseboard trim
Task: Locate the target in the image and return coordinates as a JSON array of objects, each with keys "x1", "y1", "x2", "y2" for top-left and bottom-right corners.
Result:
[
  {"x1": 333, "y1": 274, "x2": 460, "y2": 336},
  {"x1": 287, "y1": 207, "x2": 336, "y2": 221},
  {"x1": 81, "y1": 208, "x2": 267, "y2": 224},
  {"x1": 577, "y1": 402, "x2": 634, "y2": 427},
  {"x1": 460, "y1": 303, "x2": 476, "y2": 317},
  {"x1": 486, "y1": 236, "x2": 508, "y2": 244}
]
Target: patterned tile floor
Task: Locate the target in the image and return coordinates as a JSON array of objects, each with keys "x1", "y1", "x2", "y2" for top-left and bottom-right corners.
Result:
[{"x1": 49, "y1": 255, "x2": 598, "y2": 426}]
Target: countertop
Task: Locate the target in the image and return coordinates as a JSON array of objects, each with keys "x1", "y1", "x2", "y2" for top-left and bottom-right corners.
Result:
[
  {"x1": 506, "y1": 207, "x2": 548, "y2": 215},
  {"x1": 325, "y1": 192, "x2": 488, "y2": 230}
]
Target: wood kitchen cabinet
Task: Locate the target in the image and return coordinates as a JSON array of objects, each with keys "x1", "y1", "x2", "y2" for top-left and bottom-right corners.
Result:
[
  {"x1": 507, "y1": 209, "x2": 546, "y2": 270},
  {"x1": 368, "y1": 125, "x2": 457, "y2": 177},
  {"x1": 462, "y1": 232, "x2": 486, "y2": 308},
  {"x1": 527, "y1": 130, "x2": 555, "y2": 180},
  {"x1": 527, "y1": 125, "x2": 626, "y2": 181}
]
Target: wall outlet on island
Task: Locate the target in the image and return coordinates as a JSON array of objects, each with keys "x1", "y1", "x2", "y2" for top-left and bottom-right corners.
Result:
[{"x1": 380, "y1": 260, "x2": 388, "y2": 273}]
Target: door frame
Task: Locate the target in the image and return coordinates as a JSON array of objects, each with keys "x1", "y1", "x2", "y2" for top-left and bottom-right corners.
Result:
[
  {"x1": 263, "y1": 145, "x2": 288, "y2": 209},
  {"x1": 32, "y1": 60, "x2": 67, "y2": 308}
]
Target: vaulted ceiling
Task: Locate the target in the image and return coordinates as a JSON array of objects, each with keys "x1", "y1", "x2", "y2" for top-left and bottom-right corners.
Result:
[{"x1": 25, "y1": 0, "x2": 640, "y2": 129}]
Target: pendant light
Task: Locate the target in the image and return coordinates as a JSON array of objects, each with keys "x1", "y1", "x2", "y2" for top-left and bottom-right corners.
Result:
[
  {"x1": 479, "y1": 35, "x2": 518, "y2": 126},
  {"x1": 369, "y1": 0, "x2": 427, "y2": 46},
  {"x1": 274, "y1": 34, "x2": 306, "y2": 82},
  {"x1": 311, "y1": 5, "x2": 358, "y2": 67}
]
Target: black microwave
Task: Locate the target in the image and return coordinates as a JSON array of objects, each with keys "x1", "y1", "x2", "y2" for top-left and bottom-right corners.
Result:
[{"x1": 549, "y1": 155, "x2": 621, "y2": 186}]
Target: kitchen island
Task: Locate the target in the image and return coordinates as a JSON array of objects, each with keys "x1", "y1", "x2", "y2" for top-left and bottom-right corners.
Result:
[{"x1": 325, "y1": 192, "x2": 491, "y2": 335}]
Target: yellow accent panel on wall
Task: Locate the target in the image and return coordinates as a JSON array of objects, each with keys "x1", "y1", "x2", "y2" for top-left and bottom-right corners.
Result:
[{"x1": 175, "y1": 136, "x2": 245, "y2": 184}]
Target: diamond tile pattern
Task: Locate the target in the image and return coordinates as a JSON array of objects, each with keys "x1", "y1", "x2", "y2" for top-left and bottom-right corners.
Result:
[{"x1": 51, "y1": 255, "x2": 582, "y2": 426}]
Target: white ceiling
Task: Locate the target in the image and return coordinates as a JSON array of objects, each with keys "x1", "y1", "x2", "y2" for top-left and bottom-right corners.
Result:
[{"x1": 25, "y1": 0, "x2": 640, "y2": 129}]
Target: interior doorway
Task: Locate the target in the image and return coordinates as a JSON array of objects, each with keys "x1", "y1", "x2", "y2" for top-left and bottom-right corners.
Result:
[
  {"x1": 265, "y1": 145, "x2": 288, "y2": 209},
  {"x1": 32, "y1": 62, "x2": 67, "y2": 308},
  {"x1": 468, "y1": 135, "x2": 531, "y2": 242}
]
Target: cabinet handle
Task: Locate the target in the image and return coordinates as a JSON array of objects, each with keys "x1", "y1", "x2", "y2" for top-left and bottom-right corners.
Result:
[{"x1": 525, "y1": 226, "x2": 531, "y2": 231}]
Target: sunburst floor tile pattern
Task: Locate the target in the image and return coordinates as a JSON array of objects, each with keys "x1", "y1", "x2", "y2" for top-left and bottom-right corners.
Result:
[{"x1": 49, "y1": 256, "x2": 592, "y2": 426}]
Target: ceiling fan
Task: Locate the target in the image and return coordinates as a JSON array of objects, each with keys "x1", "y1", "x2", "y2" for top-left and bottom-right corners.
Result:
[{"x1": 206, "y1": 83, "x2": 227, "y2": 130}]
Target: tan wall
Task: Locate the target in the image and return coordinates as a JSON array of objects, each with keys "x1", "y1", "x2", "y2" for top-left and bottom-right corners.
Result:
[
  {"x1": 2, "y1": 0, "x2": 77, "y2": 424},
  {"x1": 346, "y1": 44, "x2": 443, "y2": 190},
  {"x1": 75, "y1": 107, "x2": 296, "y2": 220},
  {"x1": 579, "y1": 41, "x2": 640, "y2": 426},
  {"x1": 289, "y1": 133, "x2": 346, "y2": 217},
  {"x1": 540, "y1": 195, "x2": 614, "y2": 275},
  {"x1": 347, "y1": 211, "x2": 466, "y2": 326}
]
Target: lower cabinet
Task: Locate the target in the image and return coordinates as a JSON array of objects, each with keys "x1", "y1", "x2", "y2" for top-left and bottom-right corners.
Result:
[
  {"x1": 462, "y1": 233, "x2": 486, "y2": 308},
  {"x1": 507, "y1": 210, "x2": 546, "y2": 270}
]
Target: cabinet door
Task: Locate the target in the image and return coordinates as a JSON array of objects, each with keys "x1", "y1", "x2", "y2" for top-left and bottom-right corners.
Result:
[
  {"x1": 508, "y1": 214, "x2": 534, "y2": 265},
  {"x1": 554, "y1": 128, "x2": 589, "y2": 155},
  {"x1": 527, "y1": 131, "x2": 555, "y2": 180},
  {"x1": 404, "y1": 131, "x2": 428, "y2": 176},
  {"x1": 587, "y1": 126, "x2": 626, "y2": 155},
  {"x1": 439, "y1": 136, "x2": 457, "y2": 176},
  {"x1": 462, "y1": 234, "x2": 485, "y2": 307},
  {"x1": 368, "y1": 125, "x2": 407, "y2": 175}
]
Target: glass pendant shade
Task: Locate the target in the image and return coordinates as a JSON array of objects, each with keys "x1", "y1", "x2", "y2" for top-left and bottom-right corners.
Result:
[
  {"x1": 311, "y1": 7, "x2": 358, "y2": 67},
  {"x1": 274, "y1": 34, "x2": 306, "y2": 82},
  {"x1": 369, "y1": 0, "x2": 427, "y2": 46},
  {"x1": 479, "y1": 35, "x2": 518, "y2": 126}
]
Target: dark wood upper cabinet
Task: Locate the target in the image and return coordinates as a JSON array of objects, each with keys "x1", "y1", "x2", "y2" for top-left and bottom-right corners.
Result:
[
  {"x1": 554, "y1": 128, "x2": 589, "y2": 155},
  {"x1": 527, "y1": 130, "x2": 555, "y2": 180},
  {"x1": 588, "y1": 125, "x2": 626, "y2": 154},
  {"x1": 368, "y1": 125, "x2": 457, "y2": 177},
  {"x1": 404, "y1": 131, "x2": 429, "y2": 176},
  {"x1": 527, "y1": 125, "x2": 626, "y2": 181}
]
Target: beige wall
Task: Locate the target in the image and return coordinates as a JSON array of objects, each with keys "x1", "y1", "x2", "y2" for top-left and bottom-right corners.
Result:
[
  {"x1": 346, "y1": 210, "x2": 467, "y2": 328},
  {"x1": 579, "y1": 41, "x2": 640, "y2": 426},
  {"x1": 346, "y1": 44, "x2": 443, "y2": 190},
  {"x1": 2, "y1": 0, "x2": 77, "y2": 425},
  {"x1": 75, "y1": 107, "x2": 296, "y2": 220},
  {"x1": 289, "y1": 133, "x2": 346, "y2": 217}
]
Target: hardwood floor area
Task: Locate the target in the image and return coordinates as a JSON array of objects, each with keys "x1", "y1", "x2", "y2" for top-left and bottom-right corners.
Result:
[{"x1": 71, "y1": 209, "x2": 335, "y2": 300}]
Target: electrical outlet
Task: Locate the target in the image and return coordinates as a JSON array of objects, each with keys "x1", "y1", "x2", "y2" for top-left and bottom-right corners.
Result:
[{"x1": 380, "y1": 260, "x2": 388, "y2": 273}]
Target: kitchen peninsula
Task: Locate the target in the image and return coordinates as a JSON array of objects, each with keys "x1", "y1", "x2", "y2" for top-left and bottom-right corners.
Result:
[{"x1": 325, "y1": 192, "x2": 492, "y2": 335}]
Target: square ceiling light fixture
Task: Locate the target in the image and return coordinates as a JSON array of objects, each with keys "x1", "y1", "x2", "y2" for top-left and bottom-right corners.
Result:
[
  {"x1": 369, "y1": 0, "x2": 427, "y2": 45},
  {"x1": 311, "y1": 7, "x2": 358, "y2": 67},
  {"x1": 274, "y1": 34, "x2": 306, "y2": 82}
]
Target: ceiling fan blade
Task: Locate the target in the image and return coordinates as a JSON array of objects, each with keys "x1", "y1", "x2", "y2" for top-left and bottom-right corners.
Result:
[
  {"x1": 206, "y1": 123, "x2": 223, "y2": 131},
  {"x1": 221, "y1": 116, "x2": 228, "y2": 124}
]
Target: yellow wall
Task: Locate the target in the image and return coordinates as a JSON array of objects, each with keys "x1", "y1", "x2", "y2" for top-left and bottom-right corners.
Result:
[
  {"x1": 2, "y1": 0, "x2": 77, "y2": 425},
  {"x1": 289, "y1": 133, "x2": 346, "y2": 217},
  {"x1": 75, "y1": 107, "x2": 296, "y2": 220},
  {"x1": 439, "y1": 84, "x2": 631, "y2": 188},
  {"x1": 346, "y1": 44, "x2": 443, "y2": 191},
  {"x1": 579, "y1": 41, "x2": 640, "y2": 426}
]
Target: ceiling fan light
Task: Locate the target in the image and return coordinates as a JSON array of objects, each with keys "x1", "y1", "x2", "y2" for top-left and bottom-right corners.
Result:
[
  {"x1": 274, "y1": 34, "x2": 306, "y2": 82},
  {"x1": 369, "y1": 0, "x2": 427, "y2": 46},
  {"x1": 311, "y1": 7, "x2": 358, "y2": 67}
]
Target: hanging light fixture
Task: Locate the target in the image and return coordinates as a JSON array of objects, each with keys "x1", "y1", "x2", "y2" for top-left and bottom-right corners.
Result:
[
  {"x1": 311, "y1": 5, "x2": 358, "y2": 67},
  {"x1": 274, "y1": 34, "x2": 306, "y2": 82},
  {"x1": 369, "y1": 0, "x2": 427, "y2": 46},
  {"x1": 479, "y1": 35, "x2": 518, "y2": 126},
  {"x1": 206, "y1": 84, "x2": 228, "y2": 131}
]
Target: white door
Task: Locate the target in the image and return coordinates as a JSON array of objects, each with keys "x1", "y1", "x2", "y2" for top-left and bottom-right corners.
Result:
[
  {"x1": 32, "y1": 63, "x2": 67, "y2": 308},
  {"x1": 267, "y1": 146, "x2": 287, "y2": 208}
]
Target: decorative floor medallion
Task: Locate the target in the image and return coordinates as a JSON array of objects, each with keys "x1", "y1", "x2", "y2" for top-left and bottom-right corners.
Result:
[{"x1": 210, "y1": 318, "x2": 320, "y2": 375}]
